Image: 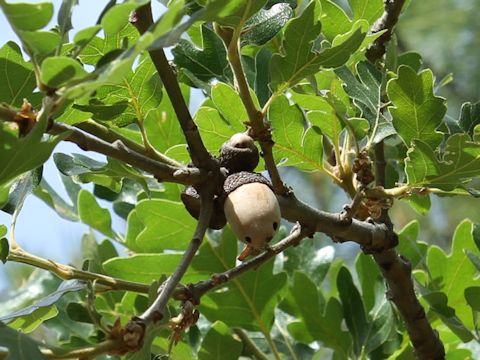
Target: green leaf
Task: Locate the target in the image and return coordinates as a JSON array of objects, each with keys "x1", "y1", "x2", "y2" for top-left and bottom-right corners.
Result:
[
  {"x1": 1, "y1": 168, "x2": 42, "y2": 215},
  {"x1": 172, "y1": 24, "x2": 232, "y2": 85},
  {"x1": 348, "y1": 0, "x2": 384, "y2": 25},
  {"x1": 268, "y1": 95, "x2": 323, "y2": 170},
  {"x1": 77, "y1": 189, "x2": 115, "y2": 238},
  {"x1": 396, "y1": 220, "x2": 428, "y2": 269},
  {"x1": 103, "y1": 254, "x2": 205, "y2": 284},
  {"x1": 405, "y1": 134, "x2": 480, "y2": 191},
  {"x1": 355, "y1": 253, "x2": 382, "y2": 312},
  {"x1": 422, "y1": 292, "x2": 474, "y2": 342},
  {"x1": 0, "y1": 280, "x2": 84, "y2": 332},
  {"x1": 241, "y1": 3, "x2": 294, "y2": 46},
  {"x1": 319, "y1": 0, "x2": 352, "y2": 41},
  {"x1": 208, "y1": 0, "x2": 268, "y2": 28},
  {"x1": 192, "y1": 229, "x2": 287, "y2": 332},
  {"x1": 0, "y1": 103, "x2": 66, "y2": 187},
  {"x1": 198, "y1": 321, "x2": 242, "y2": 360},
  {"x1": 57, "y1": 0, "x2": 77, "y2": 41},
  {"x1": 19, "y1": 31, "x2": 61, "y2": 61},
  {"x1": 364, "y1": 300, "x2": 396, "y2": 354},
  {"x1": 101, "y1": 0, "x2": 150, "y2": 36},
  {"x1": 73, "y1": 25, "x2": 102, "y2": 48},
  {"x1": 387, "y1": 66, "x2": 446, "y2": 148},
  {"x1": 337, "y1": 266, "x2": 368, "y2": 355},
  {"x1": 195, "y1": 106, "x2": 238, "y2": 155},
  {"x1": 467, "y1": 250, "x2": 480, "y2": 271},
  {"x1": 8, "y1": 305, "x2": 58, "y2": 334},
  {"x1": 55, "y1": 153, "x2": 148, "y2": 193},
  {"x1": 336, "y1": 61, "x2": 395, "y2": 143},
  {"x1": 283, "y1": 270, "x2": 352, "y2": 356},
  {"x1": 87, "y1": 56, "x2": 162, "y2": 127},
  {"x1": 0, "y1": 236, "x2": 8, "y2": 264},
  {"x1": 144, "y1": 83, "x2": 188, "y2": 154},
  {"x1": 132, "y1": 199, "x2": 197, "y2": 252},
  {"x1": 0, "y1": 323, "x2": 47, "y2": 359},
  {"x1": 0, "y1": 41, "x2": 36, "y2": 107},
  {"x1": 0, "y1": 1, "x2": 53, "y2": 31},
  {"x1": 211, "y1": 82, "x2": 249, "y2": 130},
  {"x1": 270, "y1": 2, "x2": 366, "y2": 92},
  {"x1": 465, "y1": 287, "x2": 480, "y2": 312},
  {"x1": 426, "y1": 220, "x2": 480, "y2": 328},
  {"x1": 457, "y1": 101, "x2": 480, "y2": 139},
  {"x1": 307, "y1": 107, "x2": 343, "y2": 147},
  {"x1": 41, "y1": 56, "x2": 87, "y2": 88}
]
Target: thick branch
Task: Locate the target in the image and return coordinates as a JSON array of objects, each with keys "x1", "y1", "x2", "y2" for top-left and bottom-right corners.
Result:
[
  {"x1": 366, "y1": 0, "x2": 407, "y2": 61},
  {"x1": 365, "y1": 2, "x2": 445, "y2": 357},
  {"x1": 278, "y1": 193, "x2": 397, "y2": 251},
  {"x1": 130, "y1": 3, "x2": 215, "y2": 170},
  {"x1": 49, "y1": 122, "x2": 204, "y2": 185}
]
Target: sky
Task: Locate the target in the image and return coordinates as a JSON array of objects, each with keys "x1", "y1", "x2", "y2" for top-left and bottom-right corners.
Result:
[{"x1": 0, "y1": 0, "x2": 166, "y2": 291}]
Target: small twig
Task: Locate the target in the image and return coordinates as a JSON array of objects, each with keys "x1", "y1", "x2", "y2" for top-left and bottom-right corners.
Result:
[
  {"x1": 7, "y1": 247, "x2": 150, "y2": 293},
  {"x1": 125, "y1": 187, "x2": 215, "y2": 349},
  {"x1": 41, "y1": 339, "x2": 120, "y2": 359},
  {"x1": 130, "y1": 3, "x2": 216, "y2": 170},
  {"x1": 214, "y1": 23, "x2": 289, "y2": 195},
  {"x1": 179, "y1": 224, "x2": 308, "y2": 300},
  {"x1": 76, "y1": 119, "x2": 182, "y2": 167},
  {"x1": 48, "y1": 122, "x2": 204, "y2": 185}
]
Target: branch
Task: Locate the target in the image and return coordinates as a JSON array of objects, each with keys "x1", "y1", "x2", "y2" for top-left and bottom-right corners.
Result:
[
  {"x1": 130, "y1": 3, "x2": 216, "y2": 170},
  {"x1": 365, "y1": 2, "x2": 445, "y2": 357},
  {"x1": 277, "y1": 193, "x2": 397, "y2": 252},
  {"x1": 42, "y1": 339, "x2": 120, "y2": 359},
  {"x1": 214, "y1": 24, "x2": 289, "y2": 195},
  {"x1": 48, "y1": 122, "x2": 204, "y2": 185},
  {"x1": 7, "y1": 247, "x2": 150, "y2": 293},
  {"x1": 124, "y1": 188, "x2": 215, "y2": 351},
  {"x1": 75, "y1": 119, "x2": 183, "y2": 167},
  {"x1": 174, "y1": 224, "x2": 307, "y2": 301},
  {"x1": 366, "y1": 0, "x2": 407, "y2": 61}
]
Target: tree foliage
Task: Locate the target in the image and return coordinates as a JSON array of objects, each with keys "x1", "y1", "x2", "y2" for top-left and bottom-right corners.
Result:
[{"x1": 0, "y1": 0, "x2": 479, "y2": 359}]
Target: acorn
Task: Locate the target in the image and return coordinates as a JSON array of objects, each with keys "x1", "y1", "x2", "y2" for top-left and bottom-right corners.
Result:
[
  {"x1": 180, "y1": 132, "x2": 259, "y2": 229},
  {"x1": 180, "y1": 133, "x2": 281, "y2": 259},
  {"x1": 218, "y1": 132, "x2": 259, "y2": 174},
  {"x1": 223, "y1": 172, "x2": 281, "y2": 259},
  {"x1": 180, "y1": 185, "x2": 226, "y2": 230}
]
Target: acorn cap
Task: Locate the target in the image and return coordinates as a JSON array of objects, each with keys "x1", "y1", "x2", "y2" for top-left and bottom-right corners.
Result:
[
  {"x1": 218, "y1": 133, "x2": 259, "y2": 173},
  {"x1": 180, "y1": 186, "x2": 226, "y2": 230},
  {"x1": 223, "y1": 171, "x2": 272, "y2": 196}
]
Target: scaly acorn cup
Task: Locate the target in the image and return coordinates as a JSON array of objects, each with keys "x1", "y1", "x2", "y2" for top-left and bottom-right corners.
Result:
[
  {"x1": 180, "y1": 132, "x2": 260, "y2": 230},
  {"x1": 223, "y1": 172, "x2": 281, "y2": 260},
  {"x1": 217, "y1": 132, "x2": 260, "y2": 173}
]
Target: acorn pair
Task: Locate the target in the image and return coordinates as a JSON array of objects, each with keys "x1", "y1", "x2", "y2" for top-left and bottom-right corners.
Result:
[{"x1": 181, "y1": 133, "x2": 281, "y2": 259}]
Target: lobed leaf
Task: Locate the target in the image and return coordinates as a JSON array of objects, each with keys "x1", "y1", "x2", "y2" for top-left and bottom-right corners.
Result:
[
  {"x1": 270, "y1": 0, "x2": 366, "y2": 92},
  {"x1": 198, "y1": 321, "x2": 242, "y2": 360},
  {"x1": 405, "y1": 134, "x2": 480, "y2": 191},
  {"x1": 387, "y1": 66, "x2": 446, "y2": 148}
]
